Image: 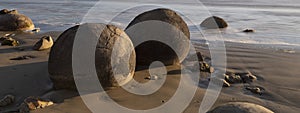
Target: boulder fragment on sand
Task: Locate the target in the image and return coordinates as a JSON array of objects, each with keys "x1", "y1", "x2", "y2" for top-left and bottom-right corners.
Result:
[
  {"x1": 243, "y1": 29, "x2": 255, "y2": 33},
  {"x1": 200, "y1": 16, "x2": 228, "y2": 29},
  {"x1": 0, "y1": 9, "x2": 35, "y2": 31},
  {"x1": 0, "y1": 36, "x2": 19, "y2": 46},
  {"x1": 208, "y1": 102, "x2": 274, "y2": 113},
  {"x1": 125, "y1": 8, "x2": 190, "y2": 66},
  {"x1": 48, "y1": 23, "x2": 136, "y2": 91},
  {"x1": 33, "y1": 35, "x2": 53, "y2": 51},
  {"x1": 19, "y1": 96, "x2": 54, "y2": 112},
  {"x1": 245, "y1": 86, "x2": 264, "y2": 95},
  {"x1": 238, "y1": 71, "x2": 257, "y2": 83}
]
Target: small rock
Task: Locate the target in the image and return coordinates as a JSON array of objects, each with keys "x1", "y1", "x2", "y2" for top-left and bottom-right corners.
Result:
[
  {"x1": 199, "y1": 62, "x2": 213, "y2": 73},
  {"x1": 210, "y1": 77, "x2": 231, "y2": 87},
  {"x1": 151, "y1": 75, "x2": 159, "y2": 80},
  {"x1": 246, "y1": 86, "x2": 263, "y2": 95},
  {"x1": 32, "y1": 28, "x2": 40, "y2": 33},
  {"x1": 224, "y1": 74, "x2": 243, "y2": 84},
  {"x1": 145, "y1": 76, "x2": 151, "y2": 80},
  {"x1": 243, "y1": 29, "x2": 255, "y2": 33},
  {"x1": 239, "y1": 72, "x2": 257, "y2": 83},
  {"x1": 10, "y1": 55, "x2": 36, "y2": 60},
  {"x1": 145, "y1": 75, "x2": 159, "y2": 80},
  {"x1": 0, "y1": 95, "x2": 15, "y2": 107},
  {"x1": 0, "y1": 36, "x2": 19, "y2": 46},
  {"x1": 33, "y1": 35, "x2": 53, "y2": 51},
  {"x1": 222, "y1": 79, "x2": 231, "y2": 87},
  {"x1": 20, "y1": 96, "x2": 54, "y2": 111},
  {"x1": 4, "y1": 33, "x2": 15, "y2": 37},
  {"x1": 209, "y1": 67, "x2": 215, "y2": 73}
]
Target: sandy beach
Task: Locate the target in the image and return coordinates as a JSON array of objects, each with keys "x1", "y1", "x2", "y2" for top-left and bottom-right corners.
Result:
[
  {"x1": 1, "y1": 0, "x2": 300, "y2": 113},
  {"x1": 0, "y1": 31, "x2": 299, "y2": 113}
]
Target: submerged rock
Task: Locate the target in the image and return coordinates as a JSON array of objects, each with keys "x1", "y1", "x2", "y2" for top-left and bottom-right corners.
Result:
[
  {"x1": 49, "y1": 23, "x2": 136, "y2": 90},
  {"x1": 33, "y1": 35, "x2": 53, "y2": 51},
  {"x1": 0, "y1": 9, "x2": 34, "y2": 31},
  {"x1": 200, "y1": 16, "x2": 228, "y2": 29},
  {"x1": 125, "y1": 8, "x2": 190, "y2": 66},
  {"x1": 208, "y1": 102, "x2": 274, "y2": 113}
]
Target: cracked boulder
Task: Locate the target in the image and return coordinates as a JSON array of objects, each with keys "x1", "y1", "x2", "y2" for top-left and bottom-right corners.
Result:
[{"x1": 48, "y1": 23, "x2": 136, "y2": 91}]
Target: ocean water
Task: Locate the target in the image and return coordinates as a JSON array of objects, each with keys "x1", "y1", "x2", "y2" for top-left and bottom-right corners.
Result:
[{"x1": 1, "y1": 0, "x2": 300, "y2": 48}]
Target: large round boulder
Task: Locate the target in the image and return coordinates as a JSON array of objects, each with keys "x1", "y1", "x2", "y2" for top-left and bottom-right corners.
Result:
[
  {"x1": 208, "y1": 102, "x2": 274, "y2": 113},
  {"x1": 125, "y1": 8, "x2": 190, "y2": 66},
  {"x1": 0, "y1": 9, "x2": 35, "y2": 31},
  {"x1": 48, "y1": 23, "x2": 136, "y2": 91},
  {"x1": 200, "y1": 16, "x2": 228, "y2": 29}
]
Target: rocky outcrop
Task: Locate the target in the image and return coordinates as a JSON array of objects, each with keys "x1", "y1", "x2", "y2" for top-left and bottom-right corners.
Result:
[
  {"x1": 0, "y1": 9, "x2": 34, "y2": 31},
  {"x1": 48, "y1": 23, "x2": 136, "y2": 91},
  {"x1": 200, "y1": 16, "x2": 228, "y2": 29},
  {"x1": 125, "y1": 8, "x2": 190, "y2": 66}
]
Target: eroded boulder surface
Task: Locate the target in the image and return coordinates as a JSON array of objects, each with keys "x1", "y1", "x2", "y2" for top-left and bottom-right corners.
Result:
[
  {"x1": 0, "y1": 9, "x2": 34, "y2": 31},
  {"x1": 125, "y1": 8, "x2": 190, "y2": 66},
  {"x1": 48, "y1": 23, "x2": 136, "y2": 91}
]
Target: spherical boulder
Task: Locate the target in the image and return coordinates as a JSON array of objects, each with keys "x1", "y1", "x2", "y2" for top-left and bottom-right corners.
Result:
[
  {"x1": 48, "y1": 23, "x2": 136, "y2": 91},
  {"x1": 200, "y1": 16, "x2": 228, "y2": 29},
  {"x1": 0, "y1": 9, "x2": 34, "y2": 31},
  {"x1": 208, "y1": 102, "x2": 274, "y2": 113},
  {"x1": 33, "y1": 35, "x2": 53, "y2": 51},
  {"x1": 125, "y1": 8, "x2": 190, "y2": 66}
]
